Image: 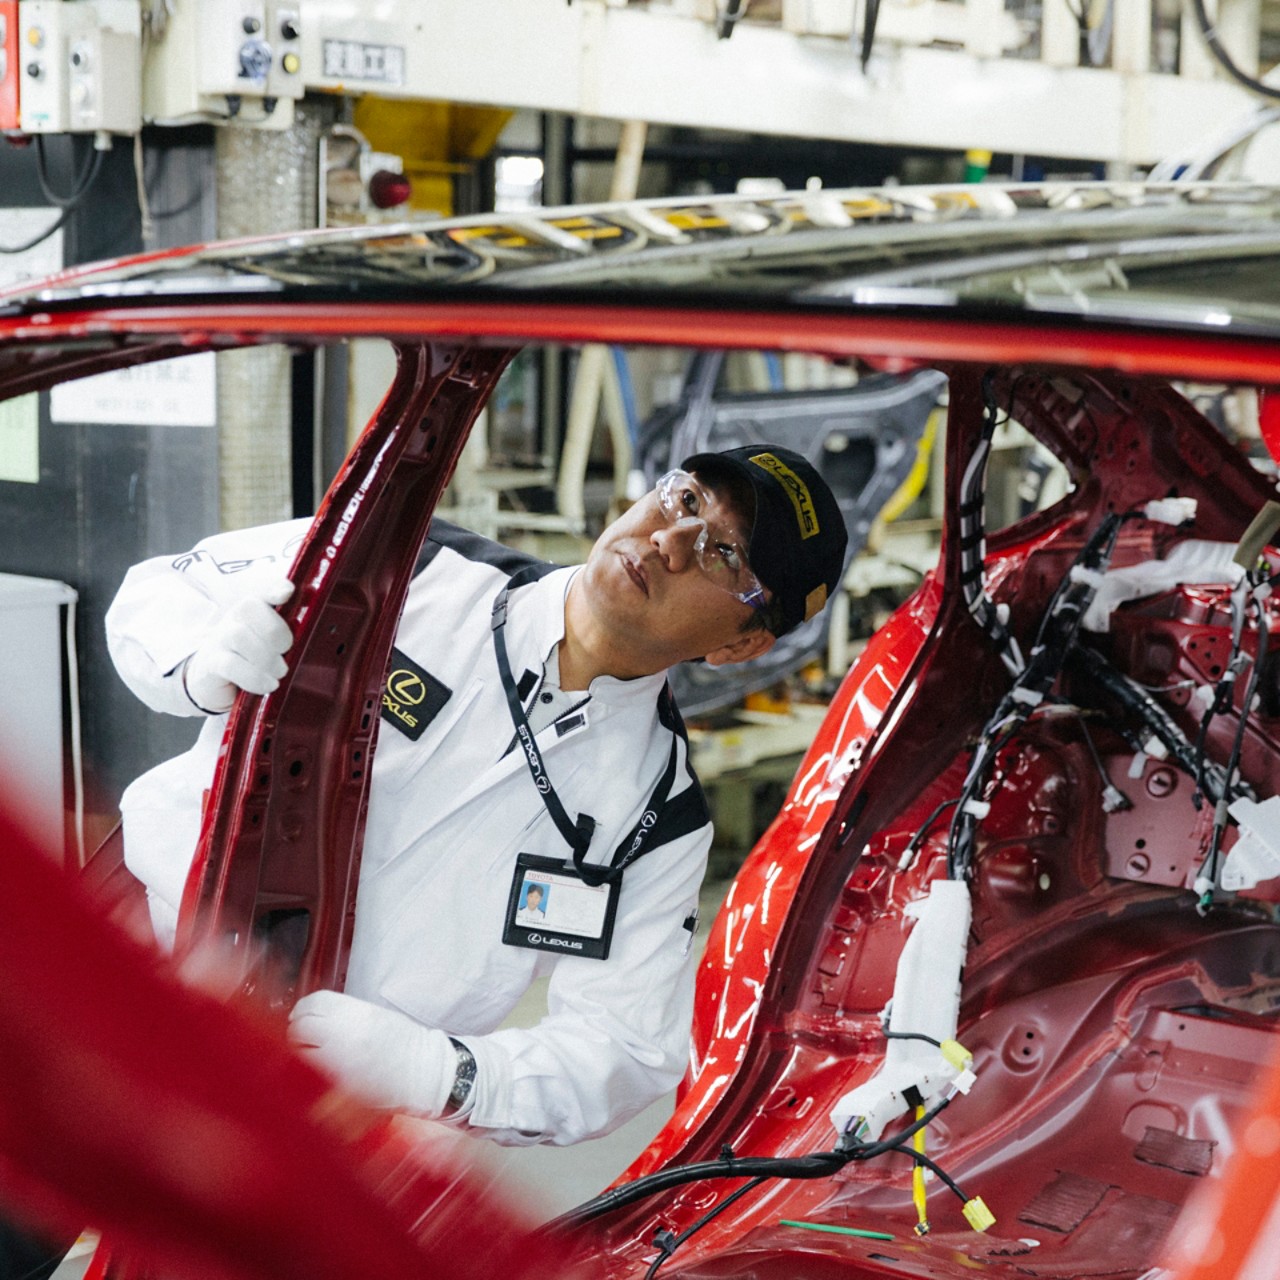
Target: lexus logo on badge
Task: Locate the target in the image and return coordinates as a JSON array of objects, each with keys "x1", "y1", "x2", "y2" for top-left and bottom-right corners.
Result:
[
  {"x1": 536, "y1": 776, "x2": 551, "y2": 794},
  {"x1": 387, "y1": 669, "x2": 426, "y2": 705},
  {"x1": 527, "y1": 933, "x2": 583, "y2": 950}
]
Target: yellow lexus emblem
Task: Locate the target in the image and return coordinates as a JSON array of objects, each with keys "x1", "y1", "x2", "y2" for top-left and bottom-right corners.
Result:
[{"x1": 387, "y1": 669, "x2": 426, "y2": 706}]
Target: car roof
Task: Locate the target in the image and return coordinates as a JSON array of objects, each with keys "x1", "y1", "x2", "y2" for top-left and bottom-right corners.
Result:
[{"x1": 2, "y1": 181, "x2": 1280, "y2": 394}]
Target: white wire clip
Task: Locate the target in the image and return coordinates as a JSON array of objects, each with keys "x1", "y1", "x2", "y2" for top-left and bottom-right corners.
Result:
[
  {"x1": 1143, "y1": 497, "x2": 1198, "y2": 526},
  {"x1": 1102, "y1": 785, "x2": 1130, "y2": 813},
  {"x1": 962, "y1": 799, "x2": 991, "y2": 820}
]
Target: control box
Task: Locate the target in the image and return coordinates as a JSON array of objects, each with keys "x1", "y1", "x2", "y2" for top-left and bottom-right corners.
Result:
[
  {"x1": 18, "y1": 0, "x2": 141, "y2": 135},
  {"x1": 143, "y1": 0, "x2": 302, "y2": 128}
]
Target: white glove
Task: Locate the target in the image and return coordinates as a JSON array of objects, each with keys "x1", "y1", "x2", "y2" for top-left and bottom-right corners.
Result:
[
  {"x1": 181, "y1": 575, "x2": 294, "y2": 713},
  {"x1": 288, "y1": 990, "x2": 457, "y2": 1117}
]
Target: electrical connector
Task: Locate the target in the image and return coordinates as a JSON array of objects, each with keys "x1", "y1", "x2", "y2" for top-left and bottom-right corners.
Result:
[
  {"x1": 939, "y1": 1039, "x2": 973, "y2": 1071},
  {"x1": 840, "y1": 1115, "x2": 871, "y2": 1148},
  {"x1": 950, "y1": 1066, "x2": 978, "y2": 1095},
  {"x1": 962, "y1": 799, "x2": 991, "y2": 820},
  {"x1": 1143, "y1": 497, "x2": 1197, "y2": 527},
  {"x1": 1142, "y1": 735, "x2": 1169, "y2": 761},
  {"x1": 1101, "y1": 784, "x2": 1131, "y2": 813},
  {"x1": 963, "y1": 1197, "x2": 996, "y2": 1233}
]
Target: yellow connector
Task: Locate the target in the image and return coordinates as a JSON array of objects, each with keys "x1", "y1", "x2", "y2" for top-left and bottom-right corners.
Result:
[
  {"x1": 962, "y1": 1196, "x2": 996, "y2": 1233},
  {"x1": 940, "y1": 1039, "x2": 973, "y2": 1070}
]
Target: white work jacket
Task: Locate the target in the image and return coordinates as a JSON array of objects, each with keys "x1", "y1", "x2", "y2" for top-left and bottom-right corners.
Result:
[{"x1": 106, "y1": 518, "x2": 712, "y2": 1146}]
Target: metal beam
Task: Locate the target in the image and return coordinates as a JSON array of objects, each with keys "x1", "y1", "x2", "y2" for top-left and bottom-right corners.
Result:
[{"x1": 299, "y1": 0, "x2": 1262, "y2": 165}]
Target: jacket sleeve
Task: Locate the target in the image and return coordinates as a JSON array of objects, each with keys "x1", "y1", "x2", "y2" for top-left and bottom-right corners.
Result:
[
  {"x1": 105, "y1": 518, "x2": 311, "y2": 717},
  {"x1": 457, "y1": 818, "x2": 712, "y2": 1147}
]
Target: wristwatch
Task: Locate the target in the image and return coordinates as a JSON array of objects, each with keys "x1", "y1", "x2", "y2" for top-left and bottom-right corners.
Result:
[{"x1": 446, "y1": 1038, "x2": 477, "y2": 1114}]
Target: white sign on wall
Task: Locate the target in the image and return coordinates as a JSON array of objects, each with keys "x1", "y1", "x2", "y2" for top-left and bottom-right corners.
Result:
[{"x1": 49, "y1": 352, "x2": 218, "y2": 427}]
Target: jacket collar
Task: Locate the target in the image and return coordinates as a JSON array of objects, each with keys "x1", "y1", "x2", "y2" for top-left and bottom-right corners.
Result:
[{"x1": 509, "y1": 566, "x2": 670, "y2": 713}]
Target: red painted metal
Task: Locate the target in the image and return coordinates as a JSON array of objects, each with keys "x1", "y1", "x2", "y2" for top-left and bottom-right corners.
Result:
[
  {"x1": 561, "y1": 369, "x2": 1280, "y2": 1277},
  {"x1": 0, "y1": 802, "x2": 566, "y2": 1280},
  {"x1": 1165, "y1": 1020, "x2": 1280, "y2": 1278},
  {"x1": 177, "y1": 341, "x2": 515, "y2": 1003},
  {"x1": 2, "y1": 286, "x2": 1278, "y2": 1274},
  {"x1": 0, "y1": 1, "x2": 18, "y2": 133},
  {"x1": 3, "y1": 302, "x2": 1280, "y2": 394}
]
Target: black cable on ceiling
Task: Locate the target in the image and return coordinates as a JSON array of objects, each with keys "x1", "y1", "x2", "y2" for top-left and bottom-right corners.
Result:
[{"x1": 1189, "y1": 0, "x2": 1280, "y2": 101}]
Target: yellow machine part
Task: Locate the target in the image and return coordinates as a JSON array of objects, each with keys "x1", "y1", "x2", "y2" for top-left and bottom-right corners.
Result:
[
  {"x1": 879, "y1": 407, "x2": 941, "y2": 526},
  {"x1": 353, "y1": 97, "x2": 513, "y2": 216}
]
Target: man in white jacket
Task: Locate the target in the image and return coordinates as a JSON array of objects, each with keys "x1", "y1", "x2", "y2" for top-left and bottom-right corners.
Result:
[{"x1": 106, "y1": 445, "x2": 847, "y2": 1146}]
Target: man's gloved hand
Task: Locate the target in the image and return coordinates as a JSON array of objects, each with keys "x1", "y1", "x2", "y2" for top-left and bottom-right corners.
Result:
[
  {"x1": 181, "y1": 575, "x2": 294, "y2": 714},
  {"x1": 288, "y1": 990, "x2": 456, "y2": 1117}
]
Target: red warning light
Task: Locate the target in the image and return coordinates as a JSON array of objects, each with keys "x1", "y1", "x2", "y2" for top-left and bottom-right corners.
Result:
[{"x1": 368, "y1": 169, "x2": 411, "y2": 210}]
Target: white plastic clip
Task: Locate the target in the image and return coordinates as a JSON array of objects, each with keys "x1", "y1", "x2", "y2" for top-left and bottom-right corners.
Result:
[
  {"x1": 963, "y1": 799, "x2": 991, "y2": 820},
  {"x1": 1222, "y1": 796, "x2": 1280, "y2": 891},
  {"x1": 1102, "y1": 785, "x2": 1130, "y2": 813},
  {"x1": 1143, "y1": 497, "x2": 1198, "y2": 526}
]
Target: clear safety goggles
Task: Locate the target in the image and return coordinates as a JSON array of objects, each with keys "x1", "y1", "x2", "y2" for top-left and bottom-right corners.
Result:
[{"x1": 654, "y1": 470, "x2": 767, "y2": 609}]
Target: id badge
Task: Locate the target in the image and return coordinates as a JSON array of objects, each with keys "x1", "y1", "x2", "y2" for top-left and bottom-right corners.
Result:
[{"x1": 503, "y1": 853, "x2": 619, "y2": 961}]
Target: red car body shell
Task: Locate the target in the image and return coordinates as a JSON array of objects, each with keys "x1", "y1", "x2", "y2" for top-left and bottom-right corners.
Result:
[{"x1": 1, "y1": 185, "x2": 1279, "y2": 1277}]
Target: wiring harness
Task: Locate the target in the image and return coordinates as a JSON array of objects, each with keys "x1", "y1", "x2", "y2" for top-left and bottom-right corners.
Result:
[
  {"x1": 561, "y1": 382, "x2": 1278, "y2": 1276},
  {"x1": 947, "y1": 510, "x2": 1129, "y2": 879},
  {"x1": 945, "y1": 379, "x2": 1276, "y2": 910},
  {"x1": 549, "y1": 1032, "x2": 990, "y2": 1277}
]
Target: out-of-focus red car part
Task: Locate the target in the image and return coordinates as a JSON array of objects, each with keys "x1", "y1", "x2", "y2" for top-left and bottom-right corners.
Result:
[{"x1": 0, "y1": 799, "x2": 568, "y2": 1280}]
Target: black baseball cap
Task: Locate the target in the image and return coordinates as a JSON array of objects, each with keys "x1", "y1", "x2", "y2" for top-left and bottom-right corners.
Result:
[{"x1": 683, "y1": 444, "x2": 848, "y2": 636}]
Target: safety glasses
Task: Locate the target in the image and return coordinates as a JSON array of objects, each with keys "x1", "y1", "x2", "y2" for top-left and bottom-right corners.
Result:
[{"x1": 654, "y1": 470, "x2": 767, "y2": 609}]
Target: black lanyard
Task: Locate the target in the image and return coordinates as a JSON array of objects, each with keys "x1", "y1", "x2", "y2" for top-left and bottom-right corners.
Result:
[{"x1": 490, "y1": 571, "x2": 678, "y2": 887}]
